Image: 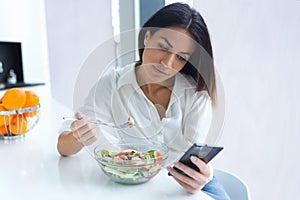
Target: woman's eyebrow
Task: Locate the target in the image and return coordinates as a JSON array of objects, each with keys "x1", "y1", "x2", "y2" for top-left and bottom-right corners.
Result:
[
  {"x1": 180, "y1": 51, "x2": 192, "y2": 56},
  {"x1": 160, "y1": 36, "x2": 192, "y2": 56},
  {"x1": 160, "y1": 36, "x2": 173, "y2": 48}
]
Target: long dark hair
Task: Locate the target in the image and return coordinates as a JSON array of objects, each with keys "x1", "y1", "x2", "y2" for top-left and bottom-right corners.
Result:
[{"x1": 136, "y1": 3, "x2": 216, "y2": 104}]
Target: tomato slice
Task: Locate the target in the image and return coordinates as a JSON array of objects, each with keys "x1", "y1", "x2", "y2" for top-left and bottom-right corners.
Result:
[{"x1": 154, "y1": 151, "x2": 163, "y2": 161}]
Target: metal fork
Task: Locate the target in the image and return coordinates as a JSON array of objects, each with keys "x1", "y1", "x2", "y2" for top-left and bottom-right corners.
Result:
[{"x1": 62, "y1": 117, "x2": 133, "y2": 129}]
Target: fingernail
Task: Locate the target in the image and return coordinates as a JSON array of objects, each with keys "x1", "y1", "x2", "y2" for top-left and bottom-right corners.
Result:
[
  {"x1": 174, "y1": 162, "x2": 180, "y2": 167},
  {"x1": 75, "y1": 112, "x2": 83, "y2": 119},
  {"x1": 190, "y1": 156, "x2": 197, "y2": 162}
]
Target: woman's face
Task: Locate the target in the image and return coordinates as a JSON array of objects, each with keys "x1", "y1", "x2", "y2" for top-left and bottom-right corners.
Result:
[{"x1": 140, "y1": 26, "x2": 196, "y2": 84}]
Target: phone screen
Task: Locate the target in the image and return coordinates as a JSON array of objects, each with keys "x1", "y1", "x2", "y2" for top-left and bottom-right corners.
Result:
[{"x1": 170, "y1": 144, "x2": 223, "y2": 176}]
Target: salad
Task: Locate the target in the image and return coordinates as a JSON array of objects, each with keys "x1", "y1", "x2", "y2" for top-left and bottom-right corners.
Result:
[{"x1": 97, "y1": 148, "x2": 164, "y2": 184}]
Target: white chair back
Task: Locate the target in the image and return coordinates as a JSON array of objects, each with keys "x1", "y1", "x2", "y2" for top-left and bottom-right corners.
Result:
[{"x1": 214, "y1": 169, "x2": 251, "y2": 200}]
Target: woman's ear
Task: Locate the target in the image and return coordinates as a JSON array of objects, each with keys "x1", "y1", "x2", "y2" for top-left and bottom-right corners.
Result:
[{"x1": 143, "y1": 31, "x2": 151, "y2": 46}]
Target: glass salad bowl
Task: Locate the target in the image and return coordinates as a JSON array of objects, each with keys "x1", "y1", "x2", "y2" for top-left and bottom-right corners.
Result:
[{"x1": 94, "y1": 142, "x2": 169, "y2": 185}]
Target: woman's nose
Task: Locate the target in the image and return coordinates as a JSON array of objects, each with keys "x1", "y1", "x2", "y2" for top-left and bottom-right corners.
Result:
[{"x1": 161, "y1": 53, "x2": 176, "y2": 68}]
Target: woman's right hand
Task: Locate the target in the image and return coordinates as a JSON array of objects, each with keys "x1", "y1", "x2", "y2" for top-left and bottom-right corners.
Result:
[
  {"x1": 57, "y1": 112, "x2": 98, "y2": 156},
  {"x1": 70, "y1": 112, "x2": 98, "y2": 146}
]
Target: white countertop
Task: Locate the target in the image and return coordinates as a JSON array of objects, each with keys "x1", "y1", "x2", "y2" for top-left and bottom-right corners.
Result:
[{"x1": 0, "y1": 86, "x2": 213, "y2": 200}]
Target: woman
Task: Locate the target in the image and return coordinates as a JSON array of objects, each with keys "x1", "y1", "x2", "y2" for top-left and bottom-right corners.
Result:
[{"x1": 57, "y1": 3, "x2": 230, "y2": 199}]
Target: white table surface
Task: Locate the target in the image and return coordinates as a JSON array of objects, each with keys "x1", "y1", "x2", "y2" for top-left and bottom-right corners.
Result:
[{"x1": 0, "y1": 86, "x2": 213, "y2": 200}]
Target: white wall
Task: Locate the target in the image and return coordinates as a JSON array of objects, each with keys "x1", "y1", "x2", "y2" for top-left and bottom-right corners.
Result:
[
  {"x1": 45, "y1": 0, "x2": 114, "y2": 109},
  {"x1": 194, "y1": 0, "x2": 300, "y2": 199},
  {"x1": 0, "y1": 0, "x2": 49, "y2": 84}
]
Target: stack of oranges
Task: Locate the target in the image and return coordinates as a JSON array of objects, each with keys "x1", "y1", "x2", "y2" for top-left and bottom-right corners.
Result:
[{"x1": 0, "y1": 88, "x2": 39, "y2": 136}]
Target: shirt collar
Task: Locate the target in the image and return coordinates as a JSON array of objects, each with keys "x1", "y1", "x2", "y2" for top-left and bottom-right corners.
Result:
[{"x1": 116, "y1": 63, "x2": 140, "y2": 90}]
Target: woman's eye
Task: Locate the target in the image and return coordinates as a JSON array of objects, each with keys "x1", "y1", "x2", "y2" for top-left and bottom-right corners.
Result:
[{"x1": 177, "y1": 55, "x2": 187, "y2": 62}]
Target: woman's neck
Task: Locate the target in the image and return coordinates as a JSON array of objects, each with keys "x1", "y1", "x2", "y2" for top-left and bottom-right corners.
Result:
[{"x1": 135, "y1": 66, "x2": 174, "y2": 117}]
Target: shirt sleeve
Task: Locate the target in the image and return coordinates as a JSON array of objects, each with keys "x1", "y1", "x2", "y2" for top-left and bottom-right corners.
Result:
[
  {"x1": 183, "y1": 91, "x2": 212, "y2": 145},
  {"x1": 175, "y1": 91, "x2": 212, "y2": 148},
  {"x1": 165, "y1": 91, "x2": 212, "y2": 163},
  {"x1": 76, "y1": 68, "x2": 117, "y2": 122},
  {"x1": 75, "y1": 68, "x2": 124, "y2": 143},
  {"x1": 57, "y1": 69, "x2": 117, "y2": 135}
]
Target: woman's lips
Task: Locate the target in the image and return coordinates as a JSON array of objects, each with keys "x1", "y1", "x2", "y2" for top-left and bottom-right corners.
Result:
[{"x1": 152, "y1": 65, "x2": 169, "y2": 76}]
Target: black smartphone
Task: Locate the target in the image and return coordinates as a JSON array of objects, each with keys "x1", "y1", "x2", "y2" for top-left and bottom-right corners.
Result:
[{"x1": 169, "y1": 144, "x2": 223, "y2": 176}]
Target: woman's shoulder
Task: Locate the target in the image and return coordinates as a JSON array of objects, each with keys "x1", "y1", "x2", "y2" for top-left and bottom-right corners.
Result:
[
  {"x1": 114, "y1": 63, "x2": 137, "y2": 88},
  {"x1": 195, "y1": 90, "x2": 211, "y2": 102},
  {"x1": 97, "y1": 63, "x2": 135, "y2": 83},
  {"x1": 175, "y1": 73, "x2": 210, "y2": 99},
  {"x1": 93, "y1": 63, "x2": 137, "y2": 93},
  {"x1": 182, "y1": 78, "x2": 211, "y2": 105},
  {"x1": 115, "y1": 63, "x2": 136, "y2": 75}
]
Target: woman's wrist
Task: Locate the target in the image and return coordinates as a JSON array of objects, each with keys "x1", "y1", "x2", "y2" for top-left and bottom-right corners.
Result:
[{"x1": 57, "y1": 131, "x2": 83, "y2": 156}]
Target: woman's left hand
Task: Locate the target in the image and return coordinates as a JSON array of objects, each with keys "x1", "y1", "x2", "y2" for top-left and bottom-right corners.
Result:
[{"x1": 167, "y1": 156, "x2": 211, "y2": 194}]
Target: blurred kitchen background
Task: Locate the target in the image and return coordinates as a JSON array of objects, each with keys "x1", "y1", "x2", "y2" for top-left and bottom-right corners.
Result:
[{"x1": 0, "y1": 0, "x2": 299, "y2": 199}]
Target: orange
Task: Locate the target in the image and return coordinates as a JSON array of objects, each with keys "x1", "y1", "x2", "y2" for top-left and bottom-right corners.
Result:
[
  {"x1": 0, "y1": 125, "x2": 8, "y2": 136},
  {"x1": 10, "y1": 115, "x2": 28, "y2": 135},
  {"x1": 0, "y1": 104, "x2": 12, "y2": 126},
  {"x1": 24, "y1": 110, "x2": 39, "y2": 117},
  {"x1": 23, "y1": 90, "x2": 39, "y2": 108},
  {"x1": 2, "y1": 88, "x2": 26, "y2": 110}
]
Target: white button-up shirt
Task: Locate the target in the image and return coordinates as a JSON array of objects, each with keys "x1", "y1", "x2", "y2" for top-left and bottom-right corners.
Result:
[{"x1": 72, "y1": 63, "x2": 212, "y2": 163}]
